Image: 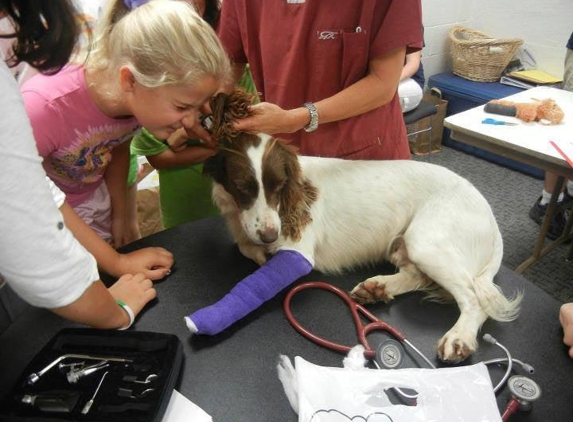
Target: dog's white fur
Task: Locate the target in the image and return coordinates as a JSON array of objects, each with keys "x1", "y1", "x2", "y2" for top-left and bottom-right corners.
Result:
[{"x1": 206, "y1": 106, "x2": 521, "y2": 363}]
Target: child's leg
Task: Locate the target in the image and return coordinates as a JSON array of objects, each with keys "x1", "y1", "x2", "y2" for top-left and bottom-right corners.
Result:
[
  {"x1": 124, "y1": 153, "x2": 143, "y2": 243},
  {"x1": 126, "y1": 181, "x2": 142, "y2": 241}
]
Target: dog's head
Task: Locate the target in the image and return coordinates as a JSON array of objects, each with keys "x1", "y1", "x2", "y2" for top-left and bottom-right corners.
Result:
[{"x1": 204, "y1": 91, "x2": 317, "y2": 245}]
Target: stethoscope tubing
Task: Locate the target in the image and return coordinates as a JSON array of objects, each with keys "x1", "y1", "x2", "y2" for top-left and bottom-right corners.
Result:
[{"x1": 283, "y1": 281, "x2": 435, "y2": 369}]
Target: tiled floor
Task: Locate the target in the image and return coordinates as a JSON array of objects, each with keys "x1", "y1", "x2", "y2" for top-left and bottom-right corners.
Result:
[{"x1": 412, "y1": 145, "x2": 573, "y2": 303}]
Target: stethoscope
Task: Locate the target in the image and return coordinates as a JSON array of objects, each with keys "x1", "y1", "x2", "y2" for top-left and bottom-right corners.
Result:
[
  {"x1": 481, "y1": 333, "x2": 542, "y2": 421},
  {"x1": 283, "y1": 281, "x2": 542, "y2": 421},
  {"x1": 284, "y1": 281, "x2": 436, "y2": 370}
]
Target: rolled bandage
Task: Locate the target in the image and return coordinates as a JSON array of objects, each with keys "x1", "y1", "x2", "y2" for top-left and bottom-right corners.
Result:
[{"x1": 185, "y1": 249, "x2": 313, "y2": 335}]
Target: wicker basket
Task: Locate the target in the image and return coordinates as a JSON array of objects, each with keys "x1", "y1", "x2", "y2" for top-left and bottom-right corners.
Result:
[{"x1": 449, "y1": 26, "x2": 523, "y2": 82}]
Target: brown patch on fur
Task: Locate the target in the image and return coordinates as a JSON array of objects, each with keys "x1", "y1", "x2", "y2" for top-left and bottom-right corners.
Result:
[{"x1": 263, "y1": 139, "x2": 318, "y2": 241}]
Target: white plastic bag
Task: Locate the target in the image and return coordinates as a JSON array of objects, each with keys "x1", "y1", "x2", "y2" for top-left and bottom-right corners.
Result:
[{"x1": 289, "y1": 356, "x2": 501, "y2": 422}]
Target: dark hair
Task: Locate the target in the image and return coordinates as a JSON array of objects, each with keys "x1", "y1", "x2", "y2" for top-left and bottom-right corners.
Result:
[
  {"x1": 203, "y1": 0, "x2": 221, "y2": 27},
  {"x1": 0, "y1": 0, "x2": 79, "y2": 74}
]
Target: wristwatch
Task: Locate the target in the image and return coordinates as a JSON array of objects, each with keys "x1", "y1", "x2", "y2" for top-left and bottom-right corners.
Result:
[{"x1": 302, "y1": 102, "x2": 319, "y2": 132}]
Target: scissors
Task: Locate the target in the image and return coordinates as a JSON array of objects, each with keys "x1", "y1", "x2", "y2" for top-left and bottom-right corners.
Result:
[
  {"x1": 283, "y1": 281, "x2": 435, "y2": 369},
  {"x1": 482, "y1": 118, "x2": 518, "y2": 126}
]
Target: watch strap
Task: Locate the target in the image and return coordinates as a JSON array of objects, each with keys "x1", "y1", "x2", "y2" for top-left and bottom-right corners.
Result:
[{"x1": 302, "y1": 102, "x2": 319, "y2": 132}]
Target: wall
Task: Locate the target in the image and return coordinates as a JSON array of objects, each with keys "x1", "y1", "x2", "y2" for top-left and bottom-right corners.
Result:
[{"x1": 421, "y1": 0, "x2": 573, "y2": 84}]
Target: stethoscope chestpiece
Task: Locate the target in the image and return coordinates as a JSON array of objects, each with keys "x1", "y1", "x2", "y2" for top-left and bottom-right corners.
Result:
[
  {"x1": 376, "y1": 339, "x2": 405, "y2": 369},
  {"x1": 507, "y1": 375, "x2": 542, "y2": 406}
]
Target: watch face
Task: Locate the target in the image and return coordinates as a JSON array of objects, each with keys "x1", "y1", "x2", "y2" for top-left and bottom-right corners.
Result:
[{"x1": 507, "y1": 375, "x2": 541, "y2": 401}]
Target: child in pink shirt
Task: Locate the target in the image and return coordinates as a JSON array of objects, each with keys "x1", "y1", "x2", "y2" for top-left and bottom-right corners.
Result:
[
  {"x1": 23, "y1": 65, "x2": 138, "y2": 242},
  {"x1": 22, "y1": 0, "x2": 230, "y2": 247}
]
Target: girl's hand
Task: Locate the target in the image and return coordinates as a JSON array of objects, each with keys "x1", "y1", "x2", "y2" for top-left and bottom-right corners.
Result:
[
  {"x1": 116, "y1": 247, "x2": 174, "y2": 280},
  {"x1": 184, "y1": 124, "x2": 215, "y2": 149},
  {"x1": 166, "y1": 124, "x2": 215, "y2": 152},
  {"x1": 165, "y1": 128, "x2": 190, "y2": 152},
  {"x1": 108, "y1": 273, "x2": 157, "y2": 322}
]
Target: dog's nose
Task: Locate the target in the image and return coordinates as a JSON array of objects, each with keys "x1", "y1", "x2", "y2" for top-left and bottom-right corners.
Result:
[{"x1": 258, "y1": 227, "x2": 279, "y2": 244}]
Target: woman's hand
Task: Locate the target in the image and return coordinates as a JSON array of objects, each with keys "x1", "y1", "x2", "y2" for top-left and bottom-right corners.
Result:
[
  {"x1": 233, "y1": 102, "x2": 308, "y2": 135},
  {"x1": 560, "y1": 303, "x2": 573, "y2": 358},
  {"x1": 108, "y1": 273, "x2": 157, "y2": 324},
  {"x1": 116, "y1": 247, "x2": 174, "y2": 280}
]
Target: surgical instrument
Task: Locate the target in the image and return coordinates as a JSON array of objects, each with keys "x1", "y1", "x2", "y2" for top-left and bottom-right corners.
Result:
[
  {"x1": 27, "y1": 353, "x2": 132, "y2": 385},
  {"x1": 66, "y1": 361, "x2": 109, "y2": 384},
  {"x1": 21, "y1": 391, "x2": 80, "y2": 413},
  {"x1": 118, "y1": 387, "x2": 155, "y2": 399},
  {"x1": 81, "y1": 371, "x2": 109, "y2": 415},
  {"x1": 122, "y1": 373, "x2": 158, "y2": 384}
]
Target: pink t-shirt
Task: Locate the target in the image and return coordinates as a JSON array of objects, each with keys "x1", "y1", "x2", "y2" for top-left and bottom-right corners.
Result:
[
  {"x1": 21, "y1": 65, "x2": 139, "y2": 207},
  {"x1": 218, "y1": 0, "x2": 423, "y2": 159}
]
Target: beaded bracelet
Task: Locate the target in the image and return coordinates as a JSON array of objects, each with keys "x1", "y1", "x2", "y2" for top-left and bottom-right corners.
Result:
[{"x1": 116, "y1": 300, "x2": 135, "y2": 330}]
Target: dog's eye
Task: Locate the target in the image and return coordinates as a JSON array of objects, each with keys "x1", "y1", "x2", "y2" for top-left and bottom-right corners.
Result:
[
  {"x1": 270, "y1": 179, "x2": 287, "y2": 193},
  {"x1": 234, "y1": 180, "x2": 258, "y2": 196}
]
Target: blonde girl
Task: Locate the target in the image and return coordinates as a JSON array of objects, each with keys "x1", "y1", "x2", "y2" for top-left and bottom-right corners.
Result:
[{"x1": 21, "y1": 0, "x2": 230, "y2": 247}]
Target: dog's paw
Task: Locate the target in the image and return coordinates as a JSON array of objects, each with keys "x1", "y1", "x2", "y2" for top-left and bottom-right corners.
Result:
[
  {"x1": 436, "y1": 332, "x2": 476, "y2": 364},
  {"x1": 350, "y1": 279, "x2": 392, "y2": 304},
  {"x1": 238, "y1": 243, "x2": 268, "y2": 266}
]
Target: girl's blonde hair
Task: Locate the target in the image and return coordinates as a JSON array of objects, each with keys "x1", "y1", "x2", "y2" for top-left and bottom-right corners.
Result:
[{"x1": 87, "y1": 0, "x2": 230, "y2": 92}]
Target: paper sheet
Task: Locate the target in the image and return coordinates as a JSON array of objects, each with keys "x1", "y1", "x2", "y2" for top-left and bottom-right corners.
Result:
[
  {"x1": 508, "y1": 69, "x2": 562, "y2": 84},
  {"x1": 162, "y1": 389, "x2": 212, "y2": 422}
]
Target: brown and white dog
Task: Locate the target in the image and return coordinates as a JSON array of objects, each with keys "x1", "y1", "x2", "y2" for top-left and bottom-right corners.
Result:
[{"x1": 204, "y1": 91, "x2": 521, "y2": 363}]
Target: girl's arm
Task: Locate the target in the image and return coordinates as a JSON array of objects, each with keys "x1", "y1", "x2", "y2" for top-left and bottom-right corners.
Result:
[
  {"x1": 147, "y1": 142, "x2": 216, "y2": 170},
  {"x1": 233, "y1": 46, "x2": 406, "y2": 135},
  {"x1": 52, "y1": 274, "x2": 155, "y2": 329},
  {"x1": 105, "y1": 142, "x2": 132, "y2": 248},
  {"x1": 60, "y1": 201, "x2": 173, "y2": 280}
]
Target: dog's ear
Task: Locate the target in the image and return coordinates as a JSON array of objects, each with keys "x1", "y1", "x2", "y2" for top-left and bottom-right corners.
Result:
[
  {"x1": 209, "y1": 93, "x2": 229, "y2": 140},
  {"x1": 209, "y1": 89, "x2": 257, "y2": 142},
  {"x1": 203, "y1": 152, "x2": 227, "y2": 185},
  {"x1": 275, "y1": 140, "x2": 318, "y2": 241}
]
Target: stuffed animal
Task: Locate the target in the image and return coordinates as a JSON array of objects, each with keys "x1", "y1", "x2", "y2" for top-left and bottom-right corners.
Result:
[{"x1": 484, "y1": 98, "x2": 564, "y2": 125}]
